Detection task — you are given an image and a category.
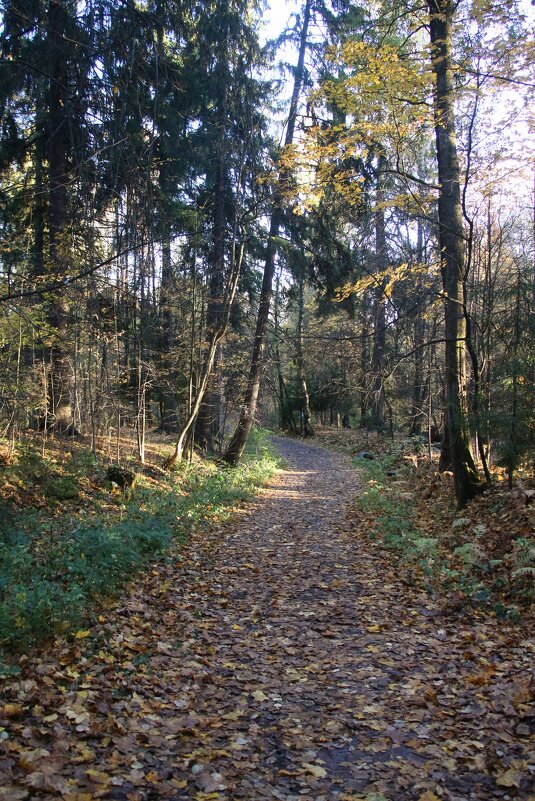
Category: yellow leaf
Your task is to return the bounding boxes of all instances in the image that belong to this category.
[85,769,110,786]
[303,762,327,778]
[418,792,442,801]
[252,690,268,702]
[74,630,91,639]
[496,769,523,788]
[64,794,94,801]
[0,703,23,718]
[366,624,381,633]
[224,708,245,721]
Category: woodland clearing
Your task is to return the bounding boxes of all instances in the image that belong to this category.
[0,435,533,801]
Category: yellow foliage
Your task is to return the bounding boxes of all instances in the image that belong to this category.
[299,35,434,212]
[334,261,435,303]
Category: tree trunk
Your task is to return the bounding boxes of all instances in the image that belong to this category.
[159,231,179,431]
[273,274,296,432]
[196,0,230,453]
[409,223,426,437]
[164,243,243,467]
[428,0,482,507]
[296,276,314,437]
[223,0,312,465]
[47,0,73,432]
[370,170,387,429]
[359,297,368,427]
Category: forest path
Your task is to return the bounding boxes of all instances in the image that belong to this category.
[2,437,533,801]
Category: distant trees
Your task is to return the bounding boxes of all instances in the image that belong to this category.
[282,0,533,505]
[0,0,270,458]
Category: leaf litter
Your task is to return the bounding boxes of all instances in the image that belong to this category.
[0,436,533,800]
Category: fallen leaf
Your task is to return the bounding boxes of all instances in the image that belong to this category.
[195,770,225,793]
[0,788,29,800]
[170,779,188,789]
[496,769,523,788]
[64,794,94,801]
[85,769,111,786]
[303,762,327,778]
[0,703,24,718]
[25,770,69,794]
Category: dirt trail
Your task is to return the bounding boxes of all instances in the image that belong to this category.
[1,437,533,801]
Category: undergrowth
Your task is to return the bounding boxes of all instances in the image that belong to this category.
[355,453,441,586]
[0,428,280,662]
[353,443,534,615]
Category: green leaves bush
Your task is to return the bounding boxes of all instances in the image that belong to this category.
[0,428,280,659]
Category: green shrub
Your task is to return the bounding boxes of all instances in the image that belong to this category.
[0,428,280,660]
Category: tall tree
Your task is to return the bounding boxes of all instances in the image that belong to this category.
[428,0,482,507]
[370,154,387,429]
[223,0,313,464]
[46,0,75,431]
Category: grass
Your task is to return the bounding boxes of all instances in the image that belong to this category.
[0,427,281,662]
[354,451,441,585]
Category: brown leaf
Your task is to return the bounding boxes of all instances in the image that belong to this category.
[194,770,225,793]
[0,703,24,718]
[24,769,69,794]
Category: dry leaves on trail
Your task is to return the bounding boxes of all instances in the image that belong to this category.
[1,437,534,801]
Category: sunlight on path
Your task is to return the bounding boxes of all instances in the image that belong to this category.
[1,436,533,801]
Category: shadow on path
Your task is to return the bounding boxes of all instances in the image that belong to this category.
[1,436,533,800]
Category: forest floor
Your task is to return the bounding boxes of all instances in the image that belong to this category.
[1,435,534,801]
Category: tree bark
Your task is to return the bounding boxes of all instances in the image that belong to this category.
[409,223,426,437]
[197,2,229,451]
[296,276,314,437]
[359,297,368,427]
[47,0,74,433]
[164,242,243,467]
[370,161,387,429]
[158,232,180,431]
[428,0,482,507]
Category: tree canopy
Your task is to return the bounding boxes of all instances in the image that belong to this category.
[0,0,533,505]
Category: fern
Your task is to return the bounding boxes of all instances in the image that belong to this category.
[512,565,535,579]
[453,542,485,569]
[511,538,535,584]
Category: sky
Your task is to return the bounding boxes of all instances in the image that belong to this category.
[261,0,300,43]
